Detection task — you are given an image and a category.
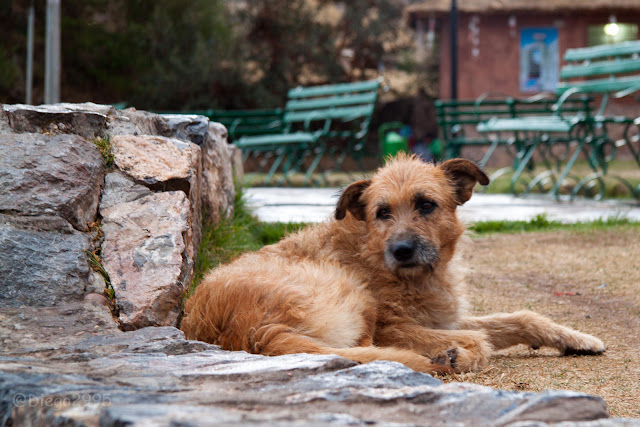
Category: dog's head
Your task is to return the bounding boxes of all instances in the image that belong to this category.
[335,155,489,278]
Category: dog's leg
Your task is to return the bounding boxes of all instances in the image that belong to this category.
[457,311,606,355]
[374,324,493,372]
[328,346,453,374]
[254,324,452,374]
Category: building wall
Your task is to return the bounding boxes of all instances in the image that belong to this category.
[438,11,640,101]
[435,11,640,166]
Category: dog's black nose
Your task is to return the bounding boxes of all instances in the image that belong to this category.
[390,240,415,262]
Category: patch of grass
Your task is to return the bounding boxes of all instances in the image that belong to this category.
[188,190,306,298]
[92,135,114,168]
[85,249,114,300]
[470,213,640,235]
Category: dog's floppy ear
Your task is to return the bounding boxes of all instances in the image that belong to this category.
[335,179,371,221]
[441,159,490,205]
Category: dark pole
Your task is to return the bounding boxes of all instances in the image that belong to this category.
[450,0,458,100]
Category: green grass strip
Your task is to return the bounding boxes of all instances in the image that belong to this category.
[91,135,114,168]
[470,213,640,235]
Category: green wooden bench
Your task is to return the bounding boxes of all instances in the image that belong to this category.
[205,109,286,177]
[208,109,284,142]
[234,78,382,185]
[436,95,593,168]
[477,40,640,199]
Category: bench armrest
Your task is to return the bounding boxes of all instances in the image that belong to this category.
[521,92,555,103]
[228,118,242,137]
[552,87,583,118]
[473,92,511,116]
[614,84,640,99]
[303,110,332,135]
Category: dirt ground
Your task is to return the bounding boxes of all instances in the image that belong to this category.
[446,228,640,418]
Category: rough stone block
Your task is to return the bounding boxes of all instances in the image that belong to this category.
[160,113,209,146]
[110,134,202,260]
[203,121,236,224]
[0,327,615,426]
[0,103,181,141]
[0,214,91,308]
[0,303,119,354]
[228,143,244,189]
[1,103,112,138]
[99,171,152,216]
[101,192,192,329]
[106,107,167,137]
[160,114,236,224]
[0,108,10,135]
[0,133,104,231]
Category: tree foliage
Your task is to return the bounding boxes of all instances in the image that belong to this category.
[0,0,416,109]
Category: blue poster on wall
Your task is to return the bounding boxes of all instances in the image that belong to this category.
[520,28,559,92]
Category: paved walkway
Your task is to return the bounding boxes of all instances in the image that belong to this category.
[245,187,640,223]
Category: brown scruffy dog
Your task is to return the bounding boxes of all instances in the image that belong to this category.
[181,155,605,374]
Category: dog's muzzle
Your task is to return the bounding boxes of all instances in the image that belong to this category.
[384,236,439,272]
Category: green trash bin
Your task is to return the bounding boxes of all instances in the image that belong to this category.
[378,122,409,163]
[429,138,443,162]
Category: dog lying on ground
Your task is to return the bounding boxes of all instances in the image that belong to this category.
[181,155,605,373]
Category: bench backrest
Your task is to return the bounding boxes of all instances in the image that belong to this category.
[208,109,284,141]
[283,79,382,135]
[435,96,592,142]
[557,40,640,98]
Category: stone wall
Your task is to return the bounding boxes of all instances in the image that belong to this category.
[0,327,615,426]
[0,103,241,340]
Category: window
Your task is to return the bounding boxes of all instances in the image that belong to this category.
[588,23,638,46]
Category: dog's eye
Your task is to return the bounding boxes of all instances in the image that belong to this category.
[376,206,392,220]
[417,200,437,215]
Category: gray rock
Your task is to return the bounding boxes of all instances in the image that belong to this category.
[106,107,167,137]
[1,103,112,138]
[159,114,237,224]
[0,215,91,308]
[0,327,615,426]
[0,103,175,141]
[203,121,236,224]
[99,171,152,216]
[0,108,10,135]
[0,133,104,231]
[0,303,118,354]
[86,271,107,295]
[101,192,192,329]
[228,143,245,189]
[160,113,210,147]
[509,421,640,427]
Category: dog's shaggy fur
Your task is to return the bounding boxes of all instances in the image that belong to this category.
[181,156,605,373]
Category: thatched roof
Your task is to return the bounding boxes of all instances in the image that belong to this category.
[406,0,640,19]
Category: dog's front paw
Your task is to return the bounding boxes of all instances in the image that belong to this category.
[430,333,492,373]
[450,345,491,373]
[562,332,606,356]
[431,348,458,369]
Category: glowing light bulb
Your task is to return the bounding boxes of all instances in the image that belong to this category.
[604,23,620,36]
